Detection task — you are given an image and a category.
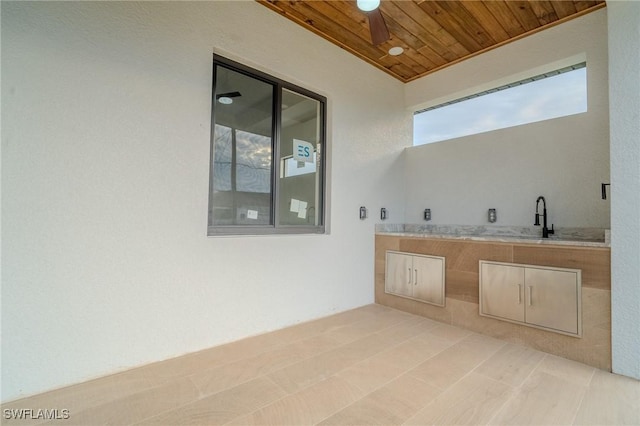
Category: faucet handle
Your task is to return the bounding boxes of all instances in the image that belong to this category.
[549,224,555,235]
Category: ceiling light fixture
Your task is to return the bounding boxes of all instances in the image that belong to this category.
[218,96,233,105]
[388,46,404,56]
[357,0,380,12]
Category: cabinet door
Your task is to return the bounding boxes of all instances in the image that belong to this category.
[413,255,445,306]
[525,268,579,335]
[385,252,412,297]
[480,263,525,322]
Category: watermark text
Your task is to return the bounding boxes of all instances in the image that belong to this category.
[3,408,70,420]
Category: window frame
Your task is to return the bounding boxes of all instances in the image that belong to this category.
[208,54,327,236]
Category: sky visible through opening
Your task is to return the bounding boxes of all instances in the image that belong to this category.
[413,67,587,146]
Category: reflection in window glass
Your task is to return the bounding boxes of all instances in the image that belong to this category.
[210,65,273,226]
[213,124,232,191]
[235,130,271,193]
[278,89,322,227]
[414,64,587,146]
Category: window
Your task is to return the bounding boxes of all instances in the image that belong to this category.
[208,55,326,235]
[413,62,587,146]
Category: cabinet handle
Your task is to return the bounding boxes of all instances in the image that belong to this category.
[528,286,533,306]
[408,268,412,285]
[415,269,418,286]
[517,284,522,304]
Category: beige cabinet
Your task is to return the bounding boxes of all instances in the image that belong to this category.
[480,261,582,337]
[480,262,525,323]
[385,251,445,307]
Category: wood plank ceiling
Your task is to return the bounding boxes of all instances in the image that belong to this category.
[257,0,606,83]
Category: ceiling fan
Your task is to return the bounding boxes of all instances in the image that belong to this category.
[216,91,241,104]
[357,0,390,46]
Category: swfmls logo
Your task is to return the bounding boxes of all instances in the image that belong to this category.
[293,139,314,163]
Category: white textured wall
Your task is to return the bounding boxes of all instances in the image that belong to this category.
[403,10,610,228]
[1,2,409,401]
[608,0,640,380]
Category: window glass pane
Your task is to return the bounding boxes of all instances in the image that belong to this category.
[414,65,587,145]
[210,65,273,226]
[235,130,271,193]
[278,89,323,226]
[212,124,232,191]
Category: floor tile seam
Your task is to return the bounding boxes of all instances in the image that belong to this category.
[163,308,392,377]
[478,351,544,426]
[218,376,293,425]
[135,374,291,426]
[326,324,436,381]
[261,319,423,388]
[422,325,475,343]
[475,344,547,389]
[368,323,443,359]
[221,374,361,426]
[366,315,424,336]
[403,342,467,387]
[162,317,392,421]
[311,390,383,426]
[332,351,439,405]
[527,351,599,390]
[460,339,510,381]
[340,331,464,395]
[517,351,566,391]
[184,328,369,393]
[308,379,407,426]
[259,337,382,387]
[290,314,419,358]
[1,365,174,411]
[401,368,503,426]
[569,387,590,426]
[419,331,507,368]
[129,401,181,426]
[184,354,306,409]
[136,339,296,388]
[583,364,598,388]
[408,338,509,393]
[85,375,204,426]
[185,361,300,403]
[309,395,370,426]
[187,340,336,394]
[56,373,202,424]
[324,356,454,424]
[420,369,518,426]
[256,328,424,405]
[270,309,388,347]
[304,317,416,355]
[487,352,590,426]
[484,382,520,426]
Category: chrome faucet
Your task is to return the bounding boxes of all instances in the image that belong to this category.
[534,196,554,238]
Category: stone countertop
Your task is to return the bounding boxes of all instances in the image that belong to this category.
[376,225,610,248]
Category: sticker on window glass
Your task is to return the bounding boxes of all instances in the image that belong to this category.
[293,139,314,163]
[290,199,300,213]
[247,209,258,220]
[297,201,308,219]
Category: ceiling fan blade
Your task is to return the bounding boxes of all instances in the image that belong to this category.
[216,91,242,99]
[368,9,389,46]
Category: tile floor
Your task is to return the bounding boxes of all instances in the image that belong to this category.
[2,304,639,425]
